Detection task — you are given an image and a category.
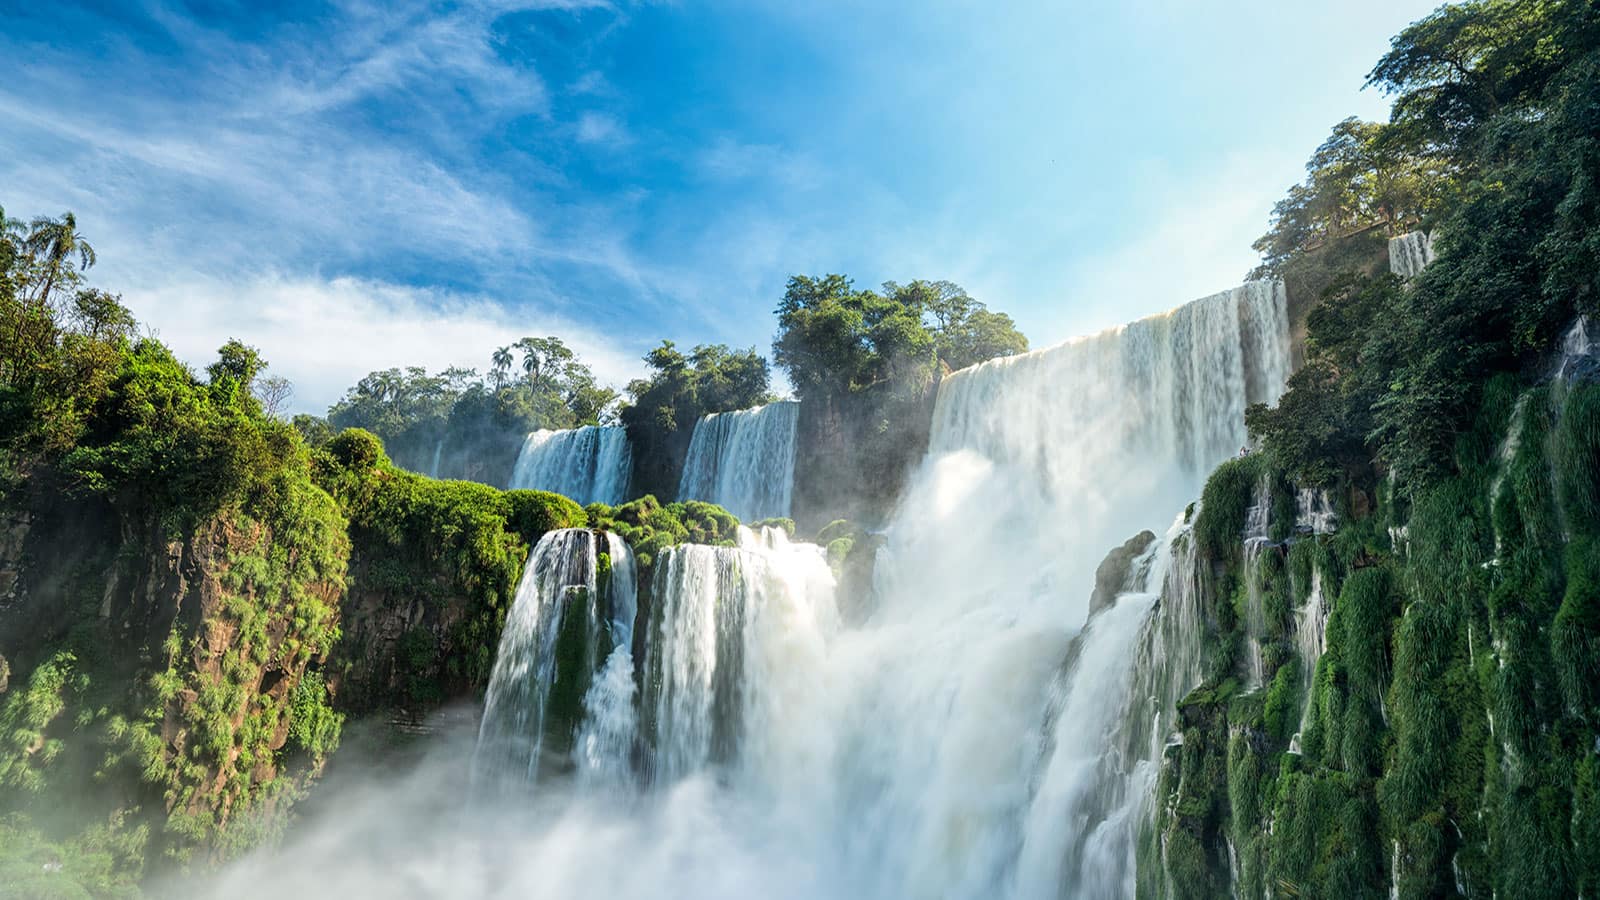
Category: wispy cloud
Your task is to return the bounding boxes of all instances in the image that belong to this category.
[575,111,630,146]
[0,0,661,410]
[134,272,641,414]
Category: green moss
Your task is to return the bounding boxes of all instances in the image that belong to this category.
[1194,455,1264,561]
[1553,382,1600,538]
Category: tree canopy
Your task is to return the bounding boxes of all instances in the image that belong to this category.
[1249,0,1600,486]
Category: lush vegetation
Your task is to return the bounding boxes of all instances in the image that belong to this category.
[773,275,1027,525]
[617,342,774,499]
[0,205,358,885]
[1247,0,1600,488]
[306,335,619,486]
[0,207,596,887]
[1145,3,1600,897]
[313,428,586,712]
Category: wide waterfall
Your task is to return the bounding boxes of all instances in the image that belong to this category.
[474,528,636,785]
[450,279,1291,899]
[508,425,633,505]
[677,401,799,521]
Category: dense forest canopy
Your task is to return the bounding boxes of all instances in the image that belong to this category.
[1247,0,1600,486]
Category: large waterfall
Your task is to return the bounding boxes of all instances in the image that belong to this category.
[677,401,799,521]
[455,280,1290,898]
[508,425,633,505]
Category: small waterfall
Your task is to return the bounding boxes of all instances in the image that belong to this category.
[426,437,445,479]
[1239,472,1276,691]
[474,529,636,785]
[677,401,800,521]
[1288,565,1330,755]
[1295,487,1337,534]
[639,525,837,786]
[1388,230,1436,279]
[509,425,633,505]
[1014,511,1210,896]
[1557,314,1597,382]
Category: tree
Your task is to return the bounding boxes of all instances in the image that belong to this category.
[69,289,135,341]
[207,339,265,388]
[1251,118,1453,277]
[515,336,575,392]
[1368,0,1575,150]
[774,274,934,400]
[255,376,294,419]
[619,340,772,498]
[22,212,95,304]
[490,346,513,390]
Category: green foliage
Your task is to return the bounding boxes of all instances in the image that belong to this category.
[1193,455,1263,561]
[1249,0,1600,490]
[319,444,583,703]
[286,674,342,758]
[0,651,85,794]
[589,495,739,573]
[618,341,773,500]
[1251,118,1452,277]
[0,813,145,899]
[327,333,618,481]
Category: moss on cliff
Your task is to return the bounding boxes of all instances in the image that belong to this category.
[1147,378,1600,899]
[314,429,586,714]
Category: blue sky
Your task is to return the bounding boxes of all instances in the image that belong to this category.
[1,0,1442,412]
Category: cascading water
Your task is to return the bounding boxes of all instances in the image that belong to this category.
[474,528,636,786]
[1557,314,1596,382]
[1241,474,1275,690]
[454,278,1291,899]
[427,437,445,479]
[638,525,838,787]
[1389,230,1436,279]
[1295,487,1337,534]
[676,401,799,521]
[508,425,633,505]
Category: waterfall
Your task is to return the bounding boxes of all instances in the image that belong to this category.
[426,437,445,479]
[677,401,799,521]
[1295,487,1337,534]
[509,425,633,505]
[928,280,1290,605]
[1388,230,1435,279]
[1557,314,1596,382]
[1241,474,1274,690]
[639,525,838,787]
[1013,511,1209,896]
[474,529,636,786]
[807,280,1288,897]
[450,277,1291,900]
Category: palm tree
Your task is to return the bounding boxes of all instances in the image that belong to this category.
[491,346,513,391]
[24,212,95,304]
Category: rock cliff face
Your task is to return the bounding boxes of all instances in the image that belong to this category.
[0,480,348,865]
[1132,369,1600,899]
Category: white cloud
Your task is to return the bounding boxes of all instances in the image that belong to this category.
[697,137,822,190]
[124,273,644,415]
[575,111,630,146]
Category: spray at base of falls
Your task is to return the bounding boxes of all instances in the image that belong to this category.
[509,425,633,505]
[677,401,800,522]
